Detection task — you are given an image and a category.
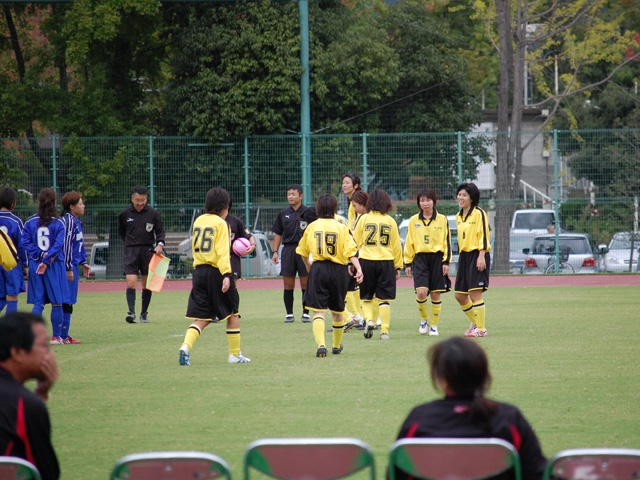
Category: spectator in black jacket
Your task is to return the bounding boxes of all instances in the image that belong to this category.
[0,312,59,480]
[393,336,546,480]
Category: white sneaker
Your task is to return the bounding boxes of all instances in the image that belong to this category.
[363,320,375,339]
[380,333,389,340]
[179,346,191,366]
[229,352,251,363]
[465,323,477,335]
[419,320,429,335]
[429,326,439,336]
[352,313,364,323]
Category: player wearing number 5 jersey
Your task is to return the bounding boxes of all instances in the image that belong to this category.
[296,194,363,358]
[403,188,451,337]
[22,188,70,345]
[352,189,403,340]
[178,187,251,366]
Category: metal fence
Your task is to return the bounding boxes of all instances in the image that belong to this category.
[3,129,639,276]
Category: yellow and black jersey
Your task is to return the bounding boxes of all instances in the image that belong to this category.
[456,206,491,253]
[347,202,361,232]
[403,211,452,265]
[191,213,232,274]
[353,211,403,269]
[296,218,358,265]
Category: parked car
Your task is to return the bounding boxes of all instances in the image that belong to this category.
[600,232,640,273]
[511,209,557,234]
[509,233,536,274]
[178,230,276,277]
[88,241,108,279]
[522,233,608,274]
[399,215,458,275]
[88,241,188,280]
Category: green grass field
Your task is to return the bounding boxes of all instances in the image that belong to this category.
[39,284,639,479]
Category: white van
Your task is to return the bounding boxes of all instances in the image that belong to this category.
[511,209,557,234]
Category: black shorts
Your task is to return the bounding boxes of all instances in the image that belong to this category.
[230,253,242,280]
[303,261,350,313]
[186,265,239,321]
[412,253,451,293]
[359,259,397,301]
[455,250,490,294]
[279,245,308,277]
[123,245,154,276]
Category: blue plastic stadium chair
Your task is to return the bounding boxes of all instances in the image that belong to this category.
[388,437,521,480]
[110,451,231,480]
[244,437,375,480]
[543,448,640,480]
[0,456,42,480]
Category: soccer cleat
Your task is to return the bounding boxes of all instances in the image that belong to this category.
[429,326,439,336]
[125,312,136,324]
[351,313,364,323]
[419,320,429,335]
[380,333,390,340]
[139,313,149,323]
[50,336,63,345]
[284,314,295,323]
[343,320,356,332]
[355,319,365,330]
[363,320,375,339]
[316,346,327,357]
[179,348,191,366]
[63,337,82,345]
[332,344,343,355]
[228,352,251,363]
[464,328,488,338]
[301,313,311,323]
[464,322,477,335]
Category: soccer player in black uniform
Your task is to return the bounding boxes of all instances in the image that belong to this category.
[393,337,546,480]
[0,312,60,480]
[296,194,363,357]
[117,186,165,324]
[271,184,311,323]
[454,183,491,337]
[226,198,256,282]
[178,187,250,365]
[403,188,452,336]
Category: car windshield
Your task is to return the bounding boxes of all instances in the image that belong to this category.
[610,233,640,249]
[510,236,535,253]
[513,212,555,230]
[532,237,590,255]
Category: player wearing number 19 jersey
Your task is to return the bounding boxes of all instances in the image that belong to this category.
[352,189,403,340]
[21,188,70,344]
[296,194,362,358]
[178,187,250,366]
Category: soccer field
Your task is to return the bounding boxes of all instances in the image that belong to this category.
[42,281,639,479]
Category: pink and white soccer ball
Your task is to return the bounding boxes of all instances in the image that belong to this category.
[232,237,252,257]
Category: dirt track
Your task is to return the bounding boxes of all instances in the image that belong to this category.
[79,274,640,294]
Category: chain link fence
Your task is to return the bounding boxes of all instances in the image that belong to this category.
[3,129,639,277]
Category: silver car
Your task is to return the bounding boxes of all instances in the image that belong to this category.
[601,232,640,273]
[523,233,607,274]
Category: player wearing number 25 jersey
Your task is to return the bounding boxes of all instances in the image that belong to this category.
[352,188,403,341]
[22,188,70,344]
[178,187,251,366]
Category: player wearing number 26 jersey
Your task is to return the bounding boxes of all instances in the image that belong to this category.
[178,187,251,366]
